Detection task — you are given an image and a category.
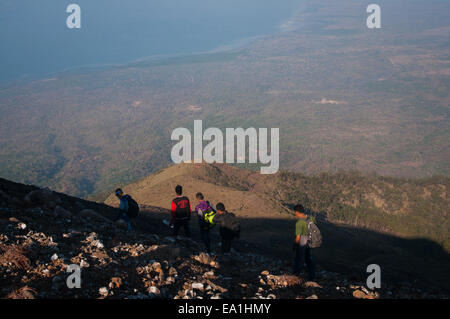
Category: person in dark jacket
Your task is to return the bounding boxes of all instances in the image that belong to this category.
[194,192,216,254]
[115,188,132,231]
[170,185,191,238]
[213,202,240,254]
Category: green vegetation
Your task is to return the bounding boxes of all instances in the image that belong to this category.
[187,162,449,253]
[276,171,450,252]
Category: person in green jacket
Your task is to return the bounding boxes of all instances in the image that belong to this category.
[292,204,316,281]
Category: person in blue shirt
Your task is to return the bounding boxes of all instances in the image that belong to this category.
[115,188,132,231]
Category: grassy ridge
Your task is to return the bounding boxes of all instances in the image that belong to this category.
[275,171,450,252]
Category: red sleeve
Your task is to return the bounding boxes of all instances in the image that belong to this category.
[171,201,177,222]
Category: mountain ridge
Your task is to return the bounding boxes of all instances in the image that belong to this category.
[101,163,450,292]
[104,163,449,249]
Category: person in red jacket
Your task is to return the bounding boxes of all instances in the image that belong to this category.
[170,185,191,238]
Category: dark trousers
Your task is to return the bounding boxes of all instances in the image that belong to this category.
[173,220,190,237]
[116,211,132,231]
[293,245,315,280]
[200,229,211,254]
[221,237,233,254]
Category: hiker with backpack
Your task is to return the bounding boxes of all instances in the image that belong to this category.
[194,192,217,255]
[292,204,320,281]
[115,188,139,231]
[170,185,191,238]
[213,203,240,254]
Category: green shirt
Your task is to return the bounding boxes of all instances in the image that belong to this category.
[295,216,316,236]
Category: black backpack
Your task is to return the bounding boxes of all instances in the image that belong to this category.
[124,195,139,218]
[226,212,240,238]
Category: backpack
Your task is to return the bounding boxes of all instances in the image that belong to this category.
[124,195,139,218]
[307,218,322,248]
[203,207,217,230]
[223,212,240,238]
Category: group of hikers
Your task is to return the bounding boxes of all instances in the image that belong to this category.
[114,185,320,281]
[168,185,241,254]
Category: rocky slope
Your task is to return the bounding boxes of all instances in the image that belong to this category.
[0,176,447,299]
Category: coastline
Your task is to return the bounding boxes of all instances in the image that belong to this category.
[0,2,305,89]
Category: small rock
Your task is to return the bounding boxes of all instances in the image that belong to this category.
[109,277,122,289]
[168,267,177,276]
[184,289,194,298]
[92,240,104,249]
[304,281,322,288]
[352,290,375,299]
[151,262,162,273]
[148,286,160,295]
[99,287,109,296]
[192,283,204,291]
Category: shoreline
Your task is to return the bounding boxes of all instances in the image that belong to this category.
[0,2,306,89]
